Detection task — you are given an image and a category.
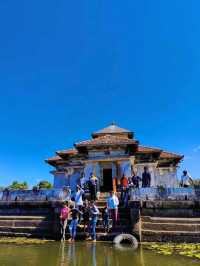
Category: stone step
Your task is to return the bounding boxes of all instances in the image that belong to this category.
[142,222,200,232]
[76,225,132,233]
[0,220,53,227]
[0,215,47,220]
[0,231,52,238]
[0,210,51,216]
[0,226,51,233]
[141,216,200,224]
[0,225,132,238]
[64,232,131,241]
[141,229,200,243]
[0,230,120,240]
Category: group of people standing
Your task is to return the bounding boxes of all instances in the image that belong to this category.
[59,168,193,242]
[59,168,152,242]
[59,187,119,242]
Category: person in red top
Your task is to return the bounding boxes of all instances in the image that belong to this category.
[60,202,69,241]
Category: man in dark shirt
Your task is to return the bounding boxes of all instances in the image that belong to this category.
[132,172,141,188]
[68,206,82,242]
[142,167,151,188]
[86,201,99,242]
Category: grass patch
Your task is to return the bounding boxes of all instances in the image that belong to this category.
[0,237,55,245]
[143,242,200,260]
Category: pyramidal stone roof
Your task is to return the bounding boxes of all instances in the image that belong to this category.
[92,123,133,138]
[75,135,137,147]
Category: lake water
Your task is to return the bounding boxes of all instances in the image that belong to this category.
[0,242,199,266]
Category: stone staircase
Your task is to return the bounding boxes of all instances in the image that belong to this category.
[141,216,200,243]
[0,215,54,237]
[66,195,133,241]
[0,197,133,240]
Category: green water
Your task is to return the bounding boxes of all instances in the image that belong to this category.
[0,242,198,266]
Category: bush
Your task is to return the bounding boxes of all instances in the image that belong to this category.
[192,179,200,188]
[37,181,52,189]
[8,181,28,190]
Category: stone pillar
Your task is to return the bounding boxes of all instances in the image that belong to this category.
[95,162,101,191]
[130,156,135,175]
[112,162,117,179]
[83,163,93,180]
[53,171,68,188]
[95,162,101,178]
[119,160,132,178]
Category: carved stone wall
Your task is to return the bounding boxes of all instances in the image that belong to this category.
[53,172,68,188]
[155,167,178,187]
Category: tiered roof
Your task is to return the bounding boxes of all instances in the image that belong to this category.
[75,135,137,147]
[56,149,78,156]
[92,123,133,138]
[45,123,184,167]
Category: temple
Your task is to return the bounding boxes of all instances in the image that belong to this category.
[45,123,184,191]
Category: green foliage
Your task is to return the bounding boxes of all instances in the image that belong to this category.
[145,243,200,260]
[9,181,28,190]
[192,178,200,188]
[37,180,52,189]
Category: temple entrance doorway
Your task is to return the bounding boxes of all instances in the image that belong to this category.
[101,168,113,192]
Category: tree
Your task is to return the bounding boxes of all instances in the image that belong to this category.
[9,181,28,190]
[193,179,200,188]
[37,180,52,189]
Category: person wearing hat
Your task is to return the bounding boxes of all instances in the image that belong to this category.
[89,173,98,201]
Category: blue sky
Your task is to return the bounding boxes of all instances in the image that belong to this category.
[0,0,199,187]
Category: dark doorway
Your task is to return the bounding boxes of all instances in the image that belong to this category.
[101,169,113,192]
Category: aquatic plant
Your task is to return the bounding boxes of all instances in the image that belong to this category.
[143,242,200,260]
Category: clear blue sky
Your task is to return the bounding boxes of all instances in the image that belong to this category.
[0,0,199,187]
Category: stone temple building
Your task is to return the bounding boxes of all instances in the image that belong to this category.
[45,123,184,191]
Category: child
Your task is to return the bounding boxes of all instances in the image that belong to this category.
[60,202,69,241]
[102,205,109,233]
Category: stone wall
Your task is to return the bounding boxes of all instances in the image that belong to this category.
[0,201,60,238]
[130,187,199,201]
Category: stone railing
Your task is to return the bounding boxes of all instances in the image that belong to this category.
[130,187,200,200]
[0,189,67,201]
[0,187,200,202]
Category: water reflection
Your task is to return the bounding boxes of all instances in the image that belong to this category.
[56,242,139,266]
[0,242,199,266]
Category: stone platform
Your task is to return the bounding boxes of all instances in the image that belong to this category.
[0,199,200,243]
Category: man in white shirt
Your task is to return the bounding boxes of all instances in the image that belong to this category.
[180,170,193,187]
[107,191,119,228]
[75,185,84,207]
[74,185,84,224]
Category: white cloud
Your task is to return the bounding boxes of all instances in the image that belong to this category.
[193,145,200,153]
